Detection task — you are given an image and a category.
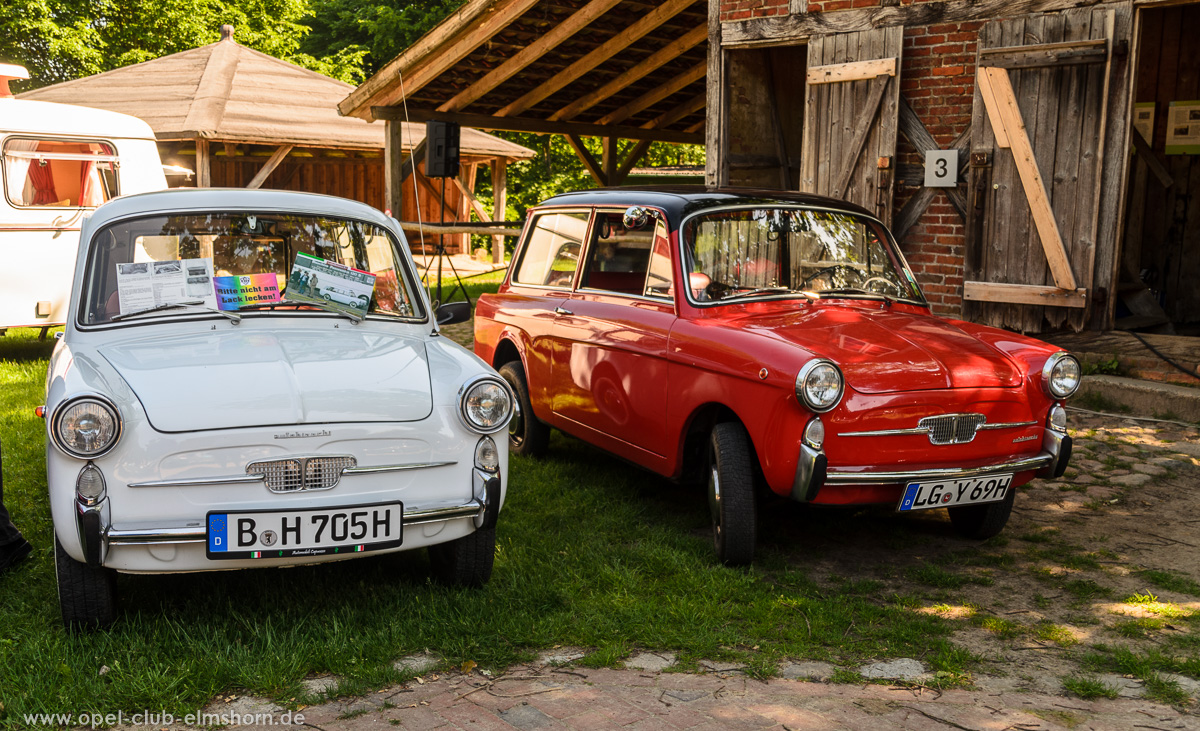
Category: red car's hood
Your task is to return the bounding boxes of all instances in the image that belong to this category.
[743,304,1024,393]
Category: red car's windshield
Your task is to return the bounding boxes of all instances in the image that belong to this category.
[681,207,925,305]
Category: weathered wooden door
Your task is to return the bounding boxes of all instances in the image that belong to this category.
[964,7,1131,332]
[799,27,903,223]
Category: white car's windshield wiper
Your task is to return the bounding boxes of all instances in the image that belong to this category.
[239,299,363,324]
[111,300,242,323]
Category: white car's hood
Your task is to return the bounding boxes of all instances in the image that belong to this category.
[99,328,433,432]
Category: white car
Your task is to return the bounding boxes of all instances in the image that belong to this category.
[41,189,511,629]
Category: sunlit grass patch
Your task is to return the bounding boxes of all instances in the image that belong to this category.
[1139,571,1200,598]
[1033,622,1079,646]
[1062,674,1120,699]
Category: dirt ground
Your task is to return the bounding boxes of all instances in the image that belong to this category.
[440,321,1200,707]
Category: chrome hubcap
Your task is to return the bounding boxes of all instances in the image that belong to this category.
[508,398,524,445]
[708,464,722,539]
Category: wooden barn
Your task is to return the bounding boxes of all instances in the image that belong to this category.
[19,26,536,255]
[344,0,1200,335]
[711,0,1200,335]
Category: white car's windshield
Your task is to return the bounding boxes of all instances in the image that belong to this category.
[682,208,925,305]
[79,212,425,325]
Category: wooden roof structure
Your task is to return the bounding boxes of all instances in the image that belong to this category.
[18,30,537,161]
[338,0,708,186]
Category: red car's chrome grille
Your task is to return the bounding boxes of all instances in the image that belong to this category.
[247,456,357,493]
[918,413,987,445]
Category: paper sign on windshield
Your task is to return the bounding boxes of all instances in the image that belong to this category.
[116,258,216,314]
[214,273,282,310]
[286,252,376,318]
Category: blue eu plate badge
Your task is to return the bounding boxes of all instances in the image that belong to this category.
[208,514,228,553]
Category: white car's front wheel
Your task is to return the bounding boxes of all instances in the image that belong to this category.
[54,536,118,630]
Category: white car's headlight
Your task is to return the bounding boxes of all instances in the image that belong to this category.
[1042,352,1081,399]
[459,377,513,434]
[52,395,122,458]
[795,359,844,413]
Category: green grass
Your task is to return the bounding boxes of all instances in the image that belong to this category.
[0,326,977,722]
[1139,571,1200,598]
[1062,674,1120,699]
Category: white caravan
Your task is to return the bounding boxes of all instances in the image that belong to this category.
[1,64,167,333]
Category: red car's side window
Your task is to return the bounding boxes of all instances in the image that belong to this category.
[512,211,589,288]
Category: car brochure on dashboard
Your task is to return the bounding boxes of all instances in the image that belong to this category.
[115,258,217,314]
[285,252,376,318]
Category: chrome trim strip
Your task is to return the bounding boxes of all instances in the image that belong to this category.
[104,498,484,546]
[839,420,1038,438]
[128,475,265,488]
[825,452,1053,485]
[976,420,1039,431]
[128,461,458,487]
[344,461,457,475]
[107,526,206,545]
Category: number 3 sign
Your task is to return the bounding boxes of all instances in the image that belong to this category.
[924,149,959,188]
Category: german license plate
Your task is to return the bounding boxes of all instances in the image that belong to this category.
[206,502,403,560]
[897,474,1013,512]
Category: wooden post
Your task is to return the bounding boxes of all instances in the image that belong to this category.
[705,0,728,188]
[384,120,404,216]
[602,137,618,186]
[491,157,508,265]
[246,145,293,189]
[195,138,210,188]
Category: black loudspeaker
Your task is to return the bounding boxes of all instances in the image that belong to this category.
[425,120,460,178]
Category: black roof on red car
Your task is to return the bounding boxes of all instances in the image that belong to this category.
[535,186,876,227]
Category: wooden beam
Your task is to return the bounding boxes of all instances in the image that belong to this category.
[832,74,890,198]
[340,0,534,119]
[975,66,1010,151]
[978,66,1077,291]
[497,0,696,118]
[962,281,1087,308]
[550,25,707,122]
[368,0,540,116]
[371,106,704,144]
[897,98,970,219]
[385,121,403,216]
[598,62,706,126]
[806,57,897,85]
[642,92,707,130]
[440,0,625,113]
[705,0,728,188]
[451,176,492,223]
[613,139,653,185]
[400,139,427,183]
[1131,126,1174,188]
[491,158,508,264]
[567,135,607,186]
[977,38,1107,69]
[398,221,523,236]
[195,138,210,188]
[246,145,293,189]
[721,0,1111,48]
[602,137,618,184]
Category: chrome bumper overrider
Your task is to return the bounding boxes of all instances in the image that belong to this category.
[791,427,1073,503]
[78,469,502,566]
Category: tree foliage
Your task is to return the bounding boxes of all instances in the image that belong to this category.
[2,0,366,91]
[301,0,464,75]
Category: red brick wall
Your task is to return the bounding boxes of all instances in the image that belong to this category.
[718,0,984,318]
[894,21,980,317]
[722,0,789,21]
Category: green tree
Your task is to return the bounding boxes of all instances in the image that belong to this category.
[301,0,464,75]
[2,0,367,90]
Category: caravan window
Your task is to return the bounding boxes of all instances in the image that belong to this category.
[2,137,119,208]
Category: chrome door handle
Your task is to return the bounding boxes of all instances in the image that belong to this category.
[554,306,573,315]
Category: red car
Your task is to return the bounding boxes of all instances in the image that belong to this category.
[474,188,1078,565]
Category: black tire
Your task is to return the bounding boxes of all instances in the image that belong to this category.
[322,294,332,301]
[707,422,757,566]
[498,361,550,457]
[54,536,118,630]
[428,526,495,587]
[948,486,1015,539]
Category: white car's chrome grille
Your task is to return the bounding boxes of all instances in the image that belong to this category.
[917,413,986,445]
[246,456,357,493]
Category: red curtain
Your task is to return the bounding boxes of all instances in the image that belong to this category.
[28,160,56,205]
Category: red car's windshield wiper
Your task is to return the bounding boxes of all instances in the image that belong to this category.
[720,287,816,302]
